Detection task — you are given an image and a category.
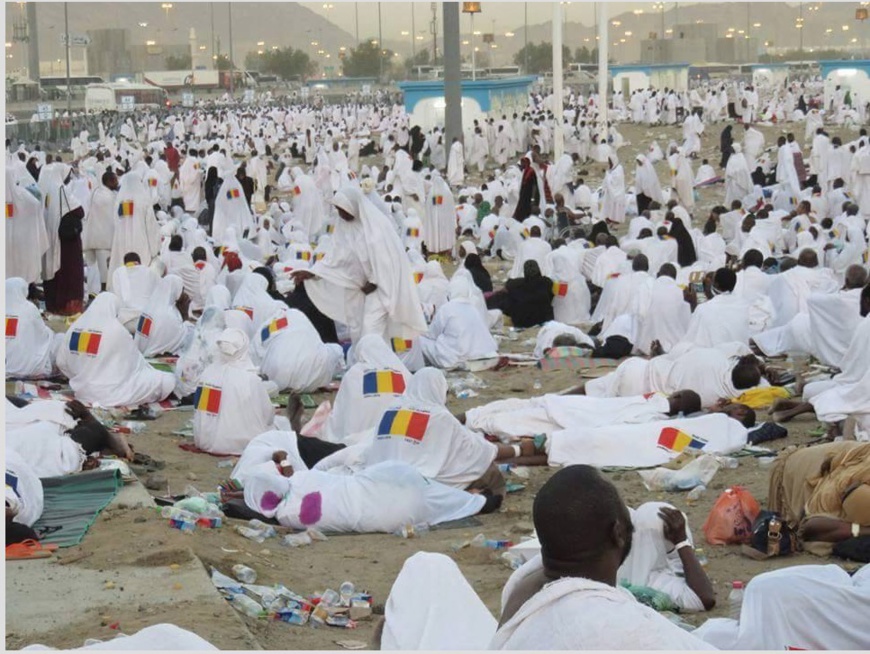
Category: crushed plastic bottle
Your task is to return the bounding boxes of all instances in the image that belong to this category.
[232,564,258,584]
[217,458,237,468]
[532,379,542,391]
[247,519,277,539]
[236,525,271,543]
[716,456,740,470]
[339,581,355,605]
[500,551,524,570]
[319,588,340,607]
[687,485,707,501]
[230,593,265,618]
[281,532,313,548]
[695,548,708,567]
[393,523,430,538]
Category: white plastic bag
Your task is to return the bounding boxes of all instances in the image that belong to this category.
[637,454,721,492]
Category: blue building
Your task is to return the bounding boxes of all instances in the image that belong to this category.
[396,76,537,131]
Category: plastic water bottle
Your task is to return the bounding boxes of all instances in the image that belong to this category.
[281,532,313,548]
[728,581,744,620]
[339,581,355,605]
[320,588,340,607]
[717,456,740,470]
[694,548,708,567]
[230,593,264,618]
[687,485,706,501]
[232,564,258,584]
[393,523,429,538]
[235,526,268,543]
[532,379,542,391]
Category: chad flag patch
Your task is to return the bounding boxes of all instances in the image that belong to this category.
[390,337,413,353]
[118,201,134,217]
[136,314,154,337]
[260,316,289,342]
[6,316,19,338]
[377,409,430,442]
[148,178,158,187]
[657,427,707,453]
[194,385,222,415]
[413,272,423,284]
[363,370,406,396]
[234,306,254,320]
[406,227,420,237]
[553,281,569,297]
[226,188,241,200]
[295,250,312,262]
[69,330,102,356]
[431,195,444,206]
[6,203,14,219]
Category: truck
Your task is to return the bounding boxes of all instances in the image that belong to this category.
[142,69,257,91]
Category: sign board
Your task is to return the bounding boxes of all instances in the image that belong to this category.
[36,103,53,120]
[243,89,255,103]
[61,33,92,46]
[120,95,135,110]
[361,84,372,95]
[300,86,310,99]
[182,92,195,108]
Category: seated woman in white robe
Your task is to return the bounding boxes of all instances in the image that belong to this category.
[230,271,285,342]
[320,334,412,445]
[402,209,424,252]
[253,306,344,393]
[110,253,161,334]
[133,274,193,357]
[174,306,226,399]
[633,264,692,355]
[419,276,498,370]
[193,328,275,455]
[55,293,176,408]
[243,460,485,535]
[416,261,450,318]
[548,246,591,325]
[5,278,63,380]
[694,564,870,651]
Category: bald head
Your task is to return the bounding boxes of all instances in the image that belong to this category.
[797,249,819,269]
[844,265,868,290]
[533,465,633,584]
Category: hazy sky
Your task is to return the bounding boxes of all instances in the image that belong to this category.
[298,1,803,42]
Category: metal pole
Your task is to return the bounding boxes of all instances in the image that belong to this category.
[552,1,564,159]
[523,2,529,73]
[27,2,40,86]
[228,3,234,96]
[798,2,803,54]
[412,3,416,62]
[597,1,608,143]
[443,2,463,147]
[378,2,384,81]
[210,3,216,67]
[432,2,438,65]
[64,2,71,114]
[471,13,476,81]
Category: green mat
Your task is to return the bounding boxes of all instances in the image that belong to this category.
[32,469,123,548]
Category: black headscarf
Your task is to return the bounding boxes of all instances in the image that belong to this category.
[464,253,493,293]
[669,217,697,267]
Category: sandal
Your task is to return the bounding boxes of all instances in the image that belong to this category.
[6,539,58,560]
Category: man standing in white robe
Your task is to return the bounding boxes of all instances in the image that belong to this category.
[446,138,465,188]
[601,154,626,224]
[423,173,457,255]
[82,170,119,295]
[107,171,161,285]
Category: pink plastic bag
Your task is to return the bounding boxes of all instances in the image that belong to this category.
[702,486,761,545]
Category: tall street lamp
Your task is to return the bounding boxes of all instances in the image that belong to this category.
[463,2,481,81]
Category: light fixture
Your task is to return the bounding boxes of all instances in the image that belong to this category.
[146,40,156,45]
[257,41,265,46]
[505,31,514,37]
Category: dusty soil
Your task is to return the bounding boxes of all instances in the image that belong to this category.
[7,117,865,650]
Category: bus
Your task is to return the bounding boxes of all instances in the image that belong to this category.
[485,65,521,78]
[84,83,170,113]
[40,75,105,91]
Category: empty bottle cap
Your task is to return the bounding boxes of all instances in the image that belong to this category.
[732,581,744,589]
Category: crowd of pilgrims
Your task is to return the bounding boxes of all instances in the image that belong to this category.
[5,74,870,650]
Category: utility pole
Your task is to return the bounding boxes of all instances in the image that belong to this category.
[798,1,804,54]
[411,3,416,62]
[355,3,360,47]
[597,1,608,143]
[210,3,216,67]
[524,2,529,73]
[552,1,564,158]
[378,2,384,81]
[228,3,234,97]
[64,2,71,114]
[443,2,463,147]
[26,3,40,85]
[431,2,438,65]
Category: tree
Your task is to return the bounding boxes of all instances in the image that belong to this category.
[513,41,571,75]
[215,55,232,71]
[342,39,394,79]
[165,53,192,70]
[246,46,315,80]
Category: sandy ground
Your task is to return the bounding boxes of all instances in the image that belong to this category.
[7,117,866,650]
